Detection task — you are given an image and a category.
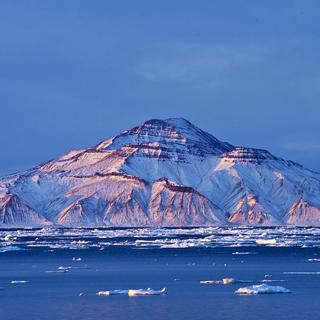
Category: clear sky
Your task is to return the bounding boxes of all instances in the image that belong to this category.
[0,0,319,175]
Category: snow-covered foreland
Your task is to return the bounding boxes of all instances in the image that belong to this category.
[1,117,320,228]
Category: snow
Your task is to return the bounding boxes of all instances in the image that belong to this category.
[1,117,320,227]
[235,284,291,295]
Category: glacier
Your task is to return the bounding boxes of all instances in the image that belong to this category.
[1,117,320,227]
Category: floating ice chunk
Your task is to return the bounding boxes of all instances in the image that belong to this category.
[200,280,222,284]
[128,288,166,296]
[97,290,129,296]
[232,252,257,255]
[46,267,70,273]
[283,271,320,275]
[11,280,28,284]
[255,239,277,245]
[222,278,235,284]
[0,246,24,253]
[58,266,72,271]
[262,279,285,283]
[97,291,110,297]
[200,278,253,285]
[308,258,320,262]
[235,284,291,295]
[79,292,84,297]
[73,257,82,262]
[4,234,17,241]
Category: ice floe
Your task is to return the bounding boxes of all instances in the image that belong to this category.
[0,245,25,253]
[261,279,285,283]
[232,251,257,255]
[73,257,82,262]
[58,266,72,271]
[97,290,129,296]
[200,278,253,285]
[235,284,291,295]
[10,280,28,284]
[128,288,166,296]
[283,271,320,275]
[46,266,71,273]
[97,288,166,297]
[255,239,277,245]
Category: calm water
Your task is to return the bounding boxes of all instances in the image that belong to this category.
[1,228,320,320]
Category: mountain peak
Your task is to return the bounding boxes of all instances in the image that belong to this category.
[97,117,233,157]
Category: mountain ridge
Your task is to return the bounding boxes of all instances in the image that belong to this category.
[1,117,320,227]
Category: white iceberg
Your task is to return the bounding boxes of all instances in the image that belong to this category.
[97,290,129,296]
[128,288,166,296]
[235,284,291,295]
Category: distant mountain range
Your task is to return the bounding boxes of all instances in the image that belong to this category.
[1,118,320,227]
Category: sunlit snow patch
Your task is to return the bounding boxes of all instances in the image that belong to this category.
[235,284,291,295]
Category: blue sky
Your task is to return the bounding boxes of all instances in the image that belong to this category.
[0,0,319,174]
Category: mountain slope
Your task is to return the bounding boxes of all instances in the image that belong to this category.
[1,117,320,227]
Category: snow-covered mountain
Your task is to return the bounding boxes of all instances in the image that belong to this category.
[1,118,320,227]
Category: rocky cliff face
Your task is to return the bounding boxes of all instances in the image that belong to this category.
[1,117,320,227]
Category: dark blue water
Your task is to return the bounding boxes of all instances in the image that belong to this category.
[1,246,320,320]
